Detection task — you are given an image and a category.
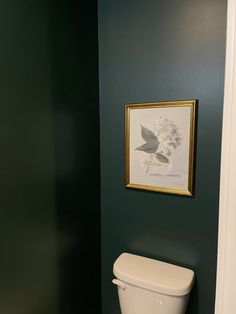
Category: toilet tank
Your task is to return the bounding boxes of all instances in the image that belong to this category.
[113,253,194,314]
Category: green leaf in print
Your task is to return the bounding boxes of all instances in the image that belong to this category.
[155,153,169,164]
[141,125,158,142]
[136,140,159,154]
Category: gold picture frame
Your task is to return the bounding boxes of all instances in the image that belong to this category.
[125,100,197,196]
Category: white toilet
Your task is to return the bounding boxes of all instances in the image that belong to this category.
[112,253,194,314]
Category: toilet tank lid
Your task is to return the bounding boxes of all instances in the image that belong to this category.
[113,253,194,296]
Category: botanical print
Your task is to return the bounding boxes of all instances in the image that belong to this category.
[126,101,196,195]
[135,117,182,176]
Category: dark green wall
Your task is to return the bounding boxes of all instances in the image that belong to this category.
[0,1,100,314]
[98,0,226,314]
[51,1,101,313]
[0,1,58,313]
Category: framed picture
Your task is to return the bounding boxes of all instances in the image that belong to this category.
[125,100,197,196]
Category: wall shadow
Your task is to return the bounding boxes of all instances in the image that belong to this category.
[51,1,101,313]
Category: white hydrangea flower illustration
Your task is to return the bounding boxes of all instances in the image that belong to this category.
[135,116,182,175]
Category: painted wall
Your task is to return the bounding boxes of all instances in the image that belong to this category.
[0,1,100,314]
[98,0,227,313]
[51,1,101,313]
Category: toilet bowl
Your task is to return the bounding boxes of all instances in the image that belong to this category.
[113,253,194,314]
